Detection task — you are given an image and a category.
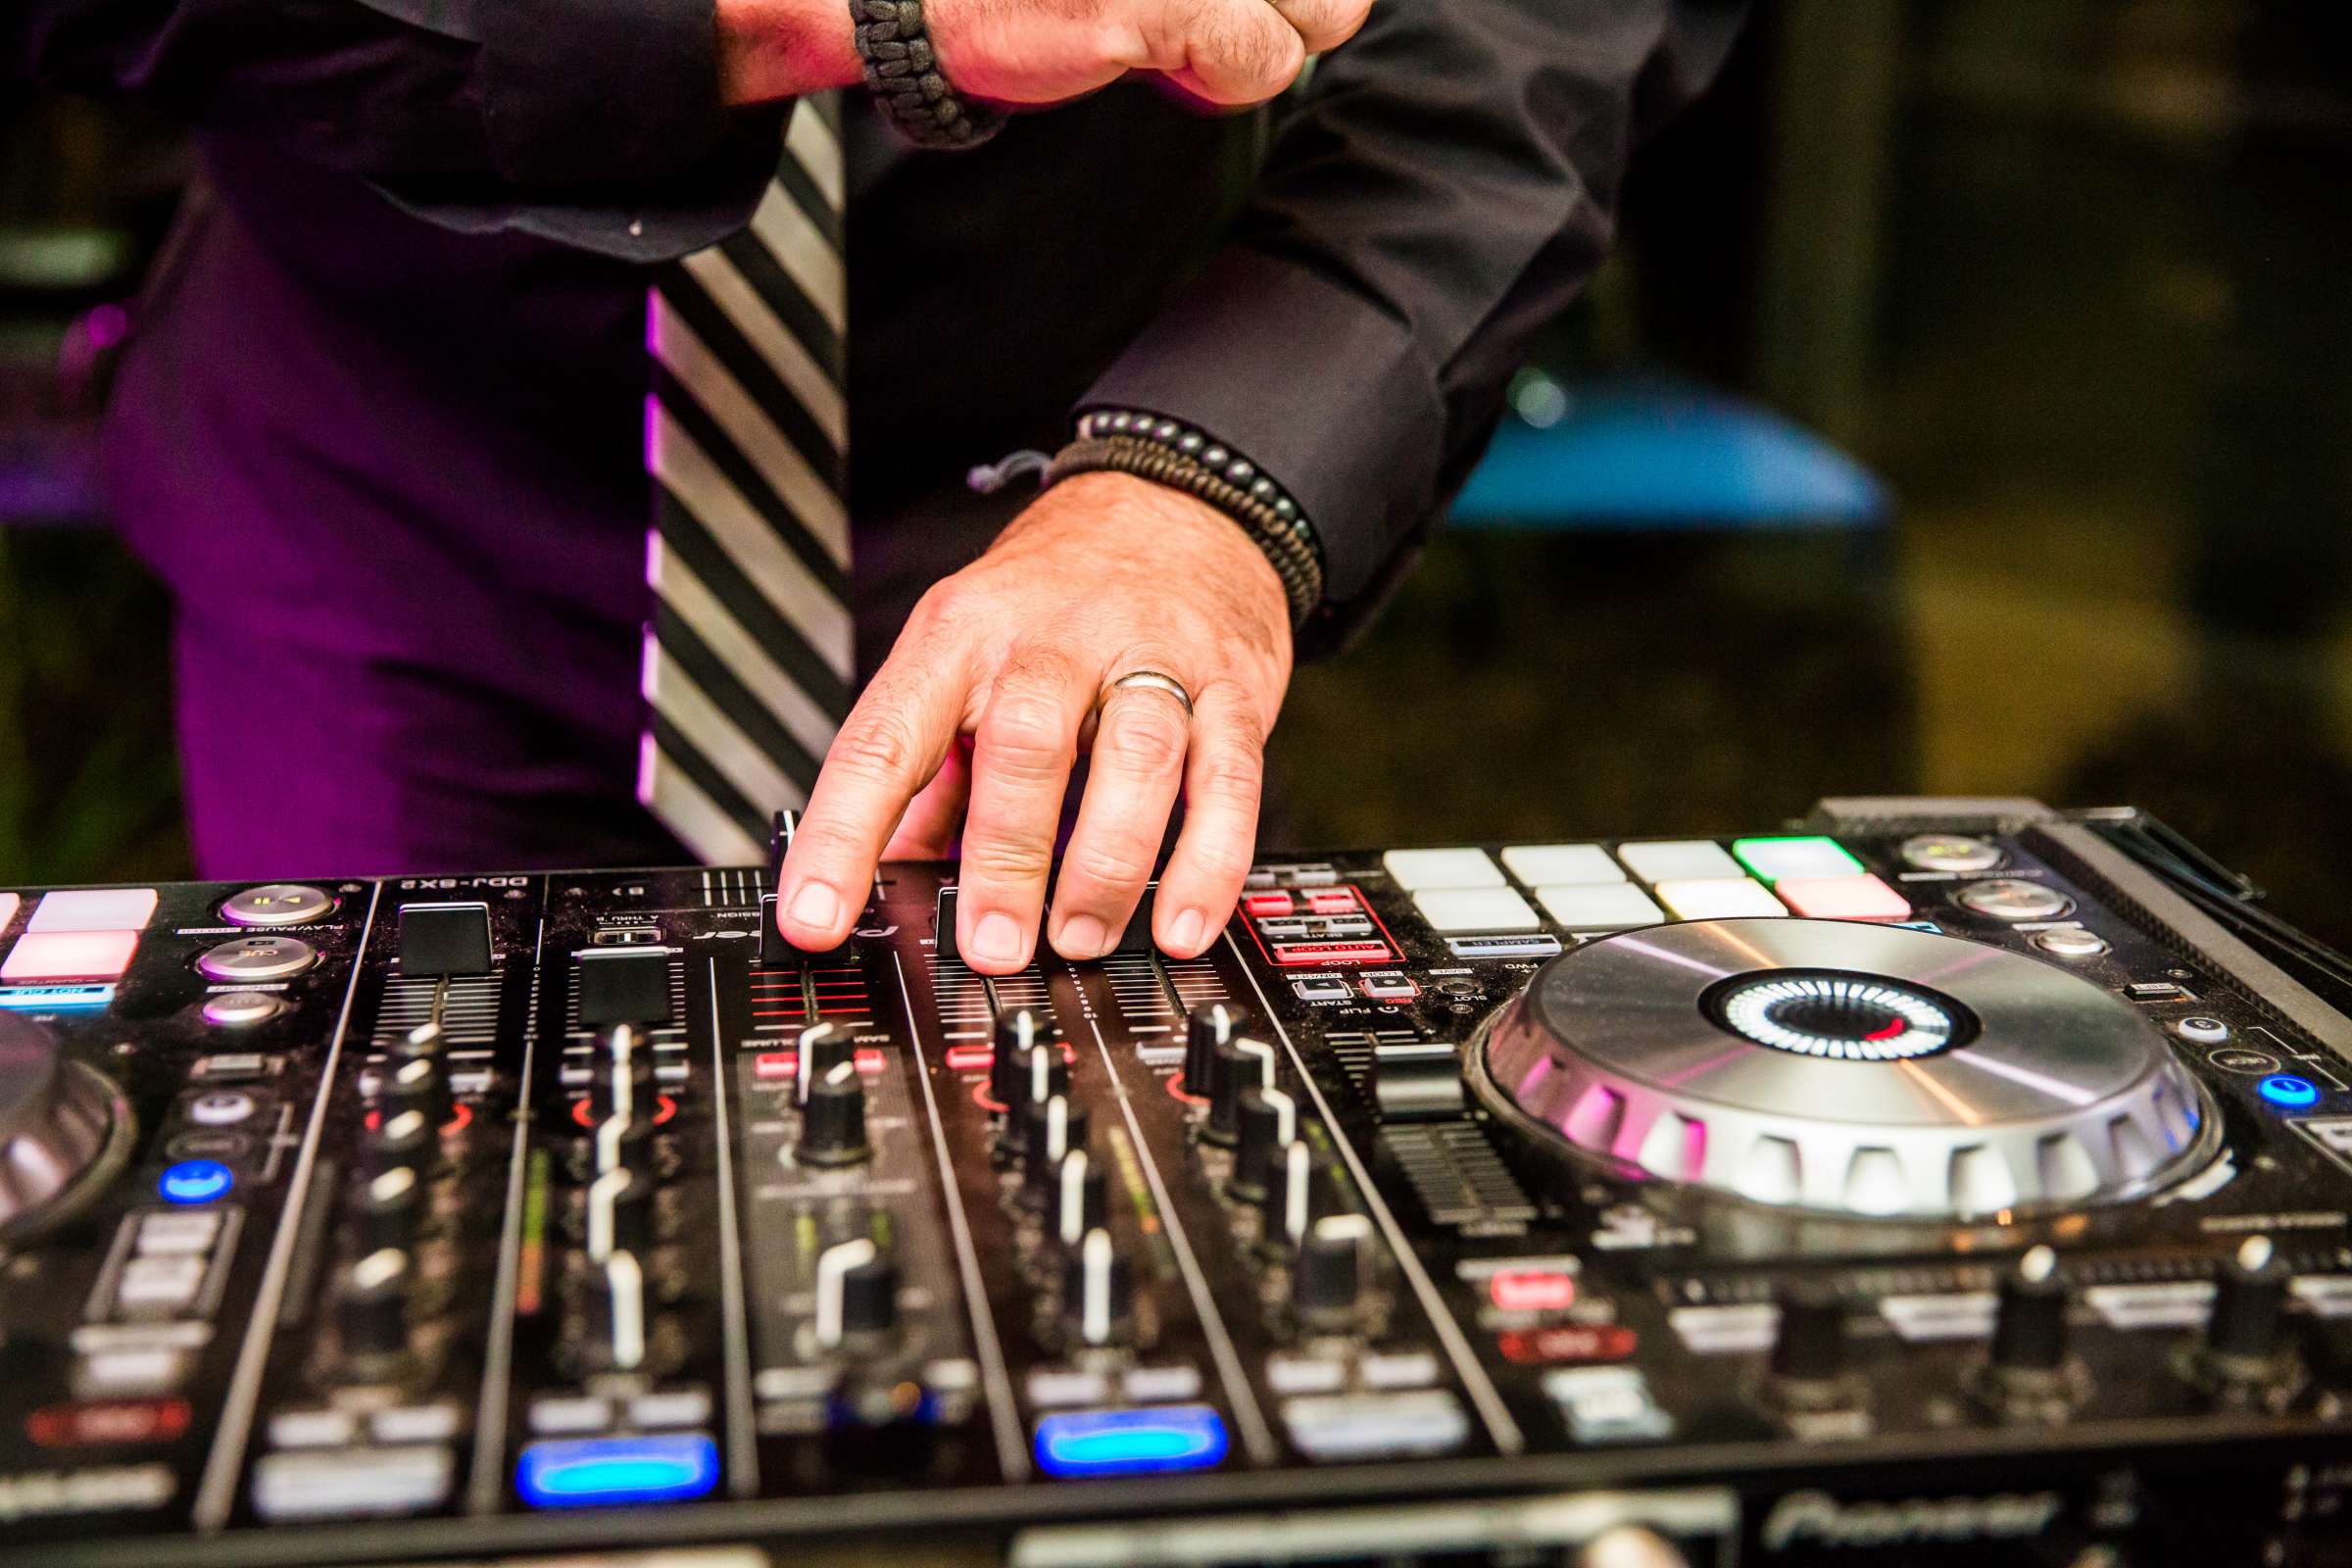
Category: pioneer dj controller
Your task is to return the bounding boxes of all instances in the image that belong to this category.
[5,798,2352,1566]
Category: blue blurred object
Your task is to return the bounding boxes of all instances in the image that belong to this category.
[1450,373,1886,530]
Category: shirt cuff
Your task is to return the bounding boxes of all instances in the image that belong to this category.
[1078,249,1446,617]
[476,0,732,185]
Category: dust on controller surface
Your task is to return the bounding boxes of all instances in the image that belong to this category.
[3,805,2352,1565]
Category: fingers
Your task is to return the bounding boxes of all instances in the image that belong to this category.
[1048,678,1192,959]
[1162,0,1307,106]
[776,639,972,950]
[1264,0,1367,55]
[956,647,1095,973]
[884,738,972,860]
[1152,683,1265,958]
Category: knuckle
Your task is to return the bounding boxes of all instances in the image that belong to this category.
[1181,835,1255,888]
[1104,703,1190,775]
[1064,837,1157,892]
[961,833,1054,884]
[1194,748,1264,810]
[827,712,924,787]
[979,700,1073,777]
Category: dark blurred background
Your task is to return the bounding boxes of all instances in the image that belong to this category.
[3,1,2348,946]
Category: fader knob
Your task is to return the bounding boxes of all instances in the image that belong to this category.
[1770,1279,1849,1385]
[1021,1096,1091,1185]
[1292,1214,1372,1329]
[1991,1246,2070,1374]
[380,1055,451,1131]
[991,1009,1050,1108]
[1054,1152,1111,1248]
[1182,1004,1240,1099]
[815,1238,900,1349]
[351,1164,426,1253]
[2207,1234,2291,1364]
[338,1248,413,1358]
[362,1106,437,1178]
[799,1061,871,1166]
[1229,1086,1297,1203]
[1062,1228,1133,1348]
[795,1022,854,1106]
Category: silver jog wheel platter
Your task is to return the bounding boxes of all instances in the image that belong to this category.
[0,1010,131,1242]
[1473,919,2218,1221]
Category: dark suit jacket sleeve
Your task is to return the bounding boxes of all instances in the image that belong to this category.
[6,0,773,259]
[1082,0,1748,651]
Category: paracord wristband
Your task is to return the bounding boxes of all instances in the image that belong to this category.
[849,0,1005,149]
[1050,411,1325,626]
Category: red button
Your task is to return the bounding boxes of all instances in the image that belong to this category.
[1,929,140,982]
[26,1398,190,1448]
[1272,941,1394,967]
[1304,889,1359,914]
[854,1049,886,1074]
[1489,1268,1578,1313]
[1775,874,1912,921]
[1495,1324,1635,1365]
[944,1046,993,1071]
[1244,892,1296,918]
[754,1053,797,1080]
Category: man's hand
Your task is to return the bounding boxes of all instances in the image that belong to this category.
[774,472,1294,973]
[717,0,1368,110]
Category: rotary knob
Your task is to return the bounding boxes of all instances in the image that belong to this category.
[1292,1214,1371,1330]
[1991,1246,2070,1374]
[361,1106,438,1179]
[584,1166,657,1260]
[380,1054,451,1131]
[795,1022,854,1106]
[1230,1086,1297,1203]
[1770,1279,1850,1386]
[350,1164,427,1253]
[2206,1234,2291,1367]
[1021,1095,1090,1187]
[1202,1037,1277,1148]
[1255,1139,1323,1251]
[1053,1151,1111,1248]
[1063,1229,1133,1348]
[338,1247,414,1358]
[588,1025,656,1126]
[0,1014,123,1242]
[814,1238,901,1349]
[1182,1004,1240,1099]
[991,1009,1052,1108]
[799,1061,871,1166]
[582,1250,651,1372]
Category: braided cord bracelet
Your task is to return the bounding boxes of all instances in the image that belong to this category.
[849,0,1005,149]
[1050,411,1325,626]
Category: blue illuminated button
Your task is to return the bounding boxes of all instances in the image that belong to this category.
[515,1434,719,1508]
[2259,1075,2320,1109]
[1034,1404,1227,1479]
[159,1159,234,1204]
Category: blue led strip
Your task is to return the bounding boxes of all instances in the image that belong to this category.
[515,1434,721,1508]
[1033,1405,1228,1479]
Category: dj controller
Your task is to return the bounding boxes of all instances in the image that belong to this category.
[4,797,2352,1566]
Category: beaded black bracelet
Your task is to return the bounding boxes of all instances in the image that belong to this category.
[849,0,1005,149]
[1055,411,1326,625]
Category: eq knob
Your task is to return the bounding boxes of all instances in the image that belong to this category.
[1255,1139,1322,1251]
[2206,1234,2291,1366]
[394,1019,445,1059]
[1292,1214,1372,1330]
[362,1106,437,1179]
[1063,1228,1133,1348]
[799,1061,871,1166]
[1182,1004,1240,1099]
[795,1022,854,1106]
[1202,1037,1277,1148]
[1990,1245,2070,1375]
[380,1054,452,1131]
[350,1164,427,1253]
[1021,1096,1091,1186]
[991,1009,1051,1108]
[1770,1279,1850,1386]
[1053,1151,1111,1248]
[338,1247,414,1358]
[814,1238,901,1350]
[588,1025,656,1126]
[1019,1041,1072,1110]
[584,1166,657,1261]
[1229,1086,1297,1203]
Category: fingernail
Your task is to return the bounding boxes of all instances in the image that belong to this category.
[1169,907,1207,953]
[1057,914,1106,958]
[971,911,1023,964]
[787,882,841,932]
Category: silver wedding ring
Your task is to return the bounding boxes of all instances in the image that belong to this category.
[1110,669,1195,714]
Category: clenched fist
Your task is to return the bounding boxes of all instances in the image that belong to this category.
[719,0,1368,111]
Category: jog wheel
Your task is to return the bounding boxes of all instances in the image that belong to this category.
[1473,919,2216,1221]
[0,1012,131,1243]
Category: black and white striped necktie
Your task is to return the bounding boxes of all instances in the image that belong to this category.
[639,95,851,865]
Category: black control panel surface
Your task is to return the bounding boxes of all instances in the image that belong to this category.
[3,802,2352,1567]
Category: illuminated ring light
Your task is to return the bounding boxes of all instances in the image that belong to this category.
[1705,970,1971,1062]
